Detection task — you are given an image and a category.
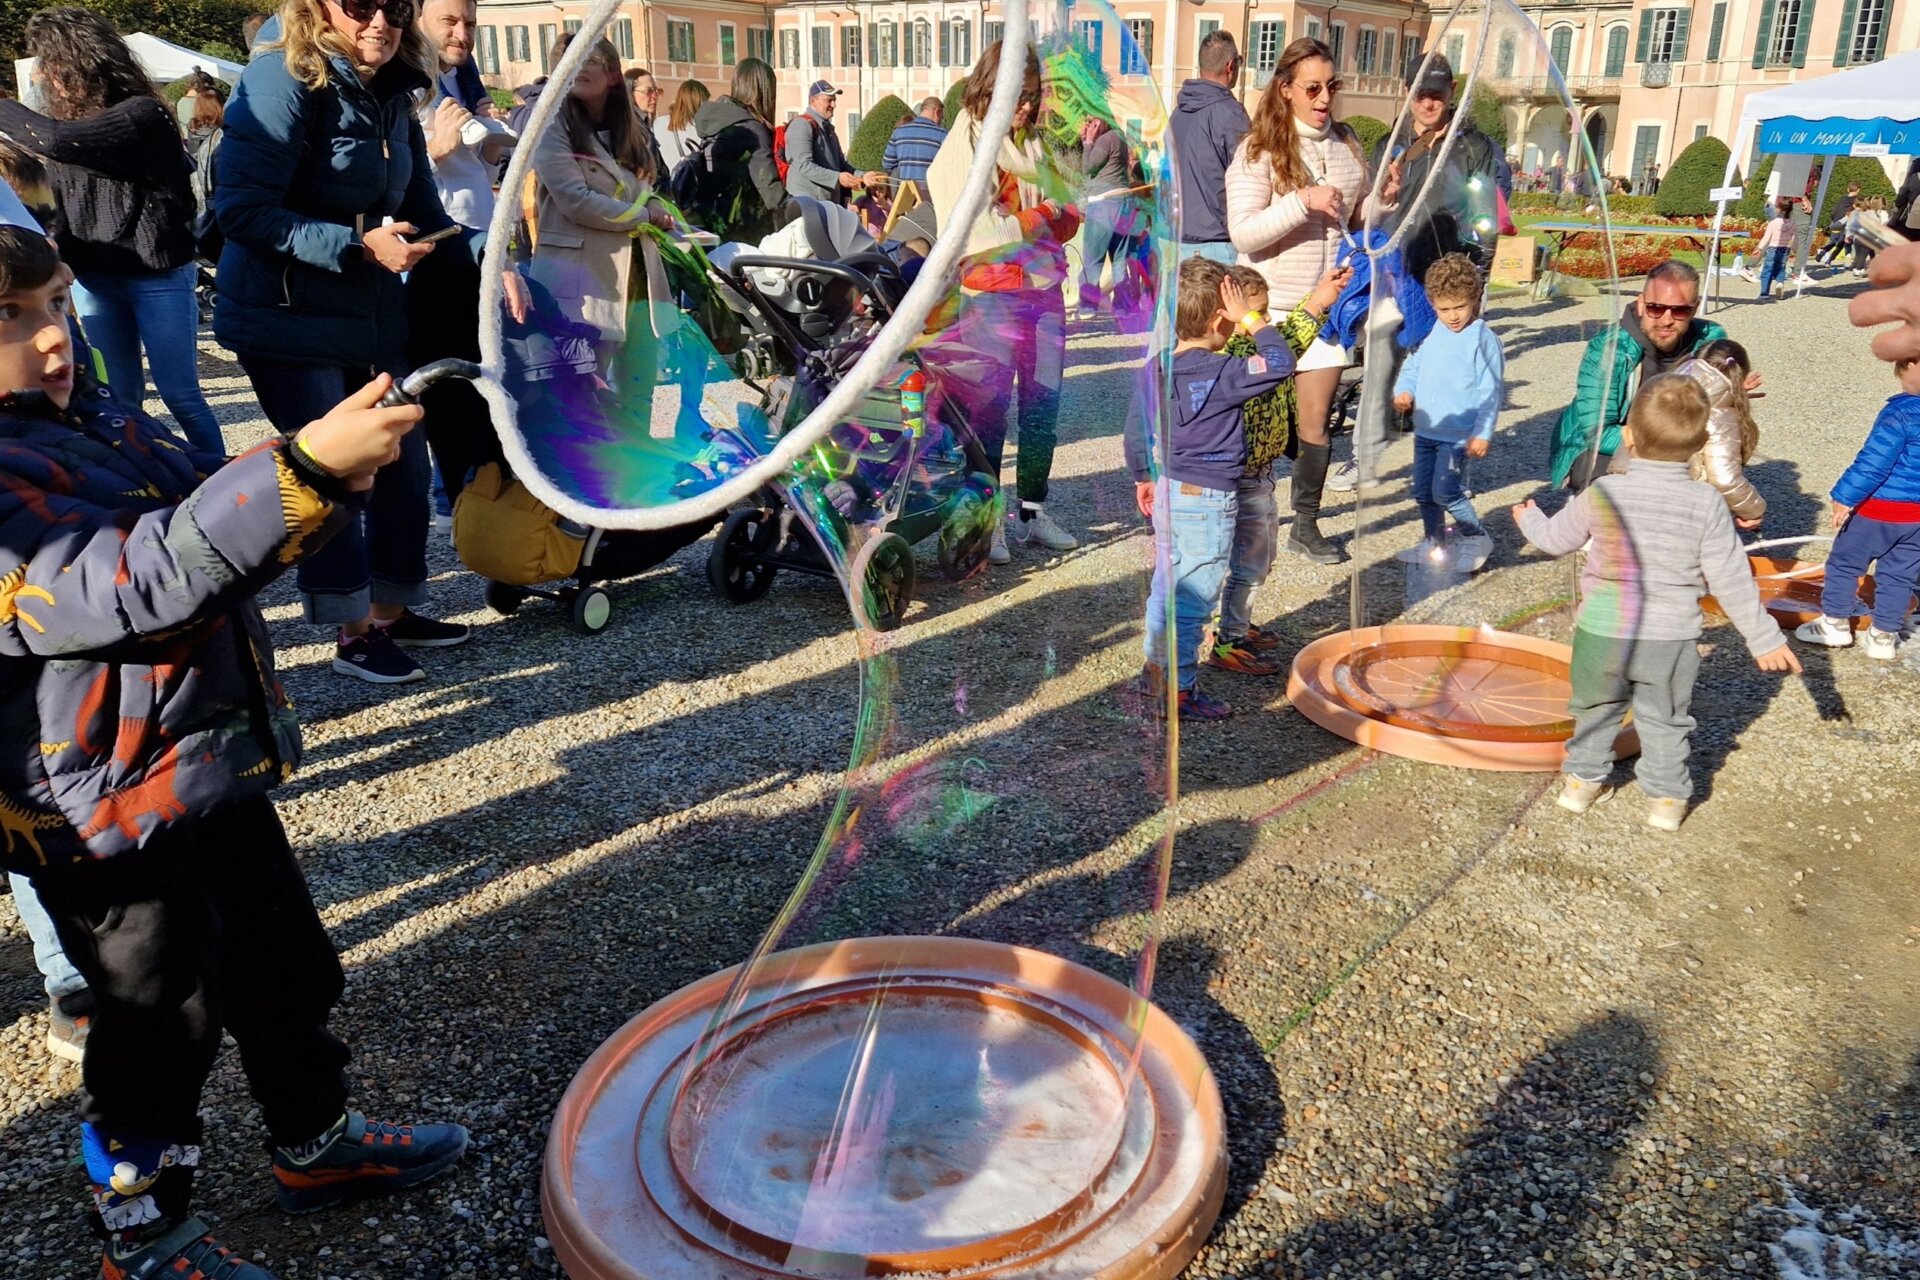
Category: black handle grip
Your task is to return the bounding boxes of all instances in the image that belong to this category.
[377,359,483,408]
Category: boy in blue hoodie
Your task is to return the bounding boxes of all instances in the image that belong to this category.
[1392,253,1505,571]
[1127,256,1295,720]
[1794,354,1920,659]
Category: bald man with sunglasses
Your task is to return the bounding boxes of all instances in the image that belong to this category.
[1549,261,1763,491]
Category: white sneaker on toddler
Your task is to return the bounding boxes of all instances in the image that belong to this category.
[1646,797,1688,832]
[1793,615,1854,647]
[1556,775,1612,814]
[1861,627,1901,660]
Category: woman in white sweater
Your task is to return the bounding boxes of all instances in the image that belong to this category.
[1224,37,1397,563]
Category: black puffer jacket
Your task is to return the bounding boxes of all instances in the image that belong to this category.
[690,96,791,243]
[0,96,197,276]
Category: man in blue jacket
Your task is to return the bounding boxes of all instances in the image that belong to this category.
[1168,31,1248,264]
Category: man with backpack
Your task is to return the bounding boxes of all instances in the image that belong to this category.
[784,80,883,204]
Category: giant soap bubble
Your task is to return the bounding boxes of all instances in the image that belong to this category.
[1287,0,1630,771]
[480,1,1229,1274]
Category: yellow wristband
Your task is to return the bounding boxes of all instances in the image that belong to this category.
[294,434,328,472]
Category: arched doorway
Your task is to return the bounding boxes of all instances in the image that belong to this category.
[1585,112,1609,172]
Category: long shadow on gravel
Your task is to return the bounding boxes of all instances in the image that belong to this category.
[1271,1012,1658,1279]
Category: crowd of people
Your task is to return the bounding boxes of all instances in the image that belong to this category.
[3,4,1920,1277]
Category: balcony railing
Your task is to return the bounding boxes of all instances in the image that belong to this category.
[1640,60,1672,87]
[1504,74,1623,99]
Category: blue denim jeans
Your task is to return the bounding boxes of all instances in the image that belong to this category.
[9,872,86,1001]
[72,265,226,458]
[1411,435,1484,540]
[239,357,430,625]
[1757,247,1792,298]
[1179,240,1237,265]
[1219,463,1279,639]
[1143,481,1237,691]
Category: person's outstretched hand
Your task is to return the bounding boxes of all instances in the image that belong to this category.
[1509,498,1539,524]
[1756,645,1803,674]
[1306,265,1352,316]
[1850,239,1920,361]
[294,375,424,492]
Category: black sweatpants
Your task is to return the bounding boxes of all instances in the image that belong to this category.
[405,248,504,505]
[31,795,350,1150]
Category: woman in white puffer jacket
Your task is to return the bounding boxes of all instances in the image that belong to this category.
[1224,37,1397,563]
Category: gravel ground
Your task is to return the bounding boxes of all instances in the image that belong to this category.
[1,271,1917,1279]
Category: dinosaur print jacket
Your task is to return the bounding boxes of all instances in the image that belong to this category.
[0,384,345,874]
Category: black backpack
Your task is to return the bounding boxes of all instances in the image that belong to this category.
[670,134,723,222]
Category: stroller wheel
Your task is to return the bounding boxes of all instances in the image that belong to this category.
[484,581,528,616]
[937,473,998,582]
[570,585,613,634]
[850,531,915,632]
[707,508,779,603]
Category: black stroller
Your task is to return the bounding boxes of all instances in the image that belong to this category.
[698,204,999,631]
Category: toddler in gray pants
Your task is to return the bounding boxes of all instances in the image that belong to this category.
[1513,374,1803,832]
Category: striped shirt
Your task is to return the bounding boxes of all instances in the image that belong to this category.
[883,117,947,184]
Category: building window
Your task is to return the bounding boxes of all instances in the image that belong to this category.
[1761,0,1807,67]
[1638,8,1690,64]
[1382,31,1396,77]
[1842,0,1890,66]
[1495,32,1515,77]
[1402,39,1421,81]
[1444,32,1465,70]
[984,21,1004,50]
[1706,2,1728,60]
[1548,25,1572,73]
[506,24,529,64]
[1693,122,1710,142]
[1074,20,1103,64]
[1198,18,1219,42]
[1631,123,1661,182]
[1329,22,1346,70]
[1604,25,1628,76]
[538,23,556,72]
[748,28,772,62]
[1356,27,1376,75]
[477,25,500,73]
[562,18,581,35]
[720,23,737,66]
[667,19,694,64]
[910,19,931,67]
[940,18,969,67]
[1122,19,1152,75]
[612,18,633,59]
[842,25,860,66]
[779,27,800,69]
[1250,20,1284,87]
[873,20,898,67]
[1306,18,1322,41]
[811,27,831,69]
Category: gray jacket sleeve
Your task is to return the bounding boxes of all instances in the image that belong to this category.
[785,116,844,197]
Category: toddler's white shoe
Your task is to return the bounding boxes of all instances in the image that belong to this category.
[1556,775,1612,814]
[1395,537,1442,564]
[1793,615,1854,647]
[1646,797,1688,832]
[988,523,1010,564]
[1861,627,1901,661]
[1456,531,1495,573]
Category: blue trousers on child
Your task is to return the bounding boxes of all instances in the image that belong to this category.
[1412,435,1484,540]
[1757,247,1793,298]
[1820,514,1920,633]
[1143,481,1237,691]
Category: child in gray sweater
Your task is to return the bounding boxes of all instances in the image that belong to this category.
[1512,374,1802,832]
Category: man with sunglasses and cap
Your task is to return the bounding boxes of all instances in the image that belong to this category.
[1549,260,1756,491]
[785,80,885,205]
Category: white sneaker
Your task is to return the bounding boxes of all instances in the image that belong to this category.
[1394,538,1441,564]
[1016,506,1078,551]
[1861,627,1901,660]
[1556,775,1613,814]
[1326,459,1360,492]
[988,523,1010,564]
[1794,615,1854,648]
[1646,797,1688,832]
[1456,531,1495,573]
[1792,272,1814,286]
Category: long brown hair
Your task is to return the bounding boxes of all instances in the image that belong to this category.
[667,79,709,131]
[267,0,434,92]
[23,8,160,121]
[1242,38,1353,193]
[552,34,652,183]
[188,88,226,133]
[729,58,776,125]
[962,39,1040,123]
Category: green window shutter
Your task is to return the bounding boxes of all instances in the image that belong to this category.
[1792,0,1814,67]
[1870,5,1890,60]
[1753,0,1776,66]
[1833,0,1858,65]
[1707,2,1727,59]
[1671,8,1691,59]
[1636,9,1654,61]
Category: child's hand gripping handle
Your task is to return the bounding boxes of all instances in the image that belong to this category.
[377,359,483,408]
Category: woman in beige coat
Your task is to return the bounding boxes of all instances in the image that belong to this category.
[1223,37,1398,563]
[526,35,672,377]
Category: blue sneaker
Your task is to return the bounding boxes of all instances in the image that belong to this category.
[272,1112,469,1214]
[102,1217,278,1279]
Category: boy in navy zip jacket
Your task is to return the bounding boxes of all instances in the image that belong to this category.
[1126,256,1295,719]
[1795,355,1920,659]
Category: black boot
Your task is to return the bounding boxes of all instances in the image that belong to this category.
[1288,441,1346,565]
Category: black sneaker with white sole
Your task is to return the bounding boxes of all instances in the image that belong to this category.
[374,610,470,648]
[334,629,426,684]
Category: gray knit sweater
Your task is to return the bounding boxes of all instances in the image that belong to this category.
[1518,458,1786,654]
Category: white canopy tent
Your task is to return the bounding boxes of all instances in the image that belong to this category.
[12,32,244,104]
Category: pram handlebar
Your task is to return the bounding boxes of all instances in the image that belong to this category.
[381,359,483,408]
[722,257,896,321]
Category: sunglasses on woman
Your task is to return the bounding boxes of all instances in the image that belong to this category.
[1296,79,1344,97]
[337,0,416,27]
[1641,301,1696,319]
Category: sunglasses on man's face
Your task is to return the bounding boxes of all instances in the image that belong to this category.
[337,0,416,28]
[1642,301,1696,319]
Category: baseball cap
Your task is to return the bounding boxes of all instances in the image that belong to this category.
[1407,52,1455,100]
[808,80,842,98]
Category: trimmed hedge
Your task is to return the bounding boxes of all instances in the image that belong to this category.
[1343,114,1390,157]
[1511,191,1659,218]
[1459,78,1506,147]
[848,94,910,172]
[944,80,968,127]
[1814,156,1896,225]
[1654,136,1733,217]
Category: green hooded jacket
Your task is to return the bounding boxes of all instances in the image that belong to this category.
[1548,312,1727,486]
